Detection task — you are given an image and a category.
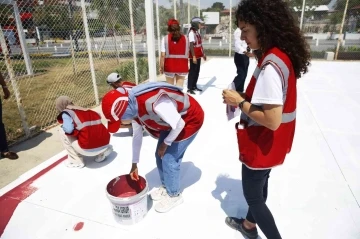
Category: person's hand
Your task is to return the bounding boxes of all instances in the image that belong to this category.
[203,55,207,61]
[192,56,197,64]
[2,87,10,100]
[222,89,244,107]
[246,52,255,58]
[129,163,139,181]
[159,67,164,74]
[157,142,168,159]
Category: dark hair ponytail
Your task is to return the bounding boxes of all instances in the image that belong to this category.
[168,24,182,42]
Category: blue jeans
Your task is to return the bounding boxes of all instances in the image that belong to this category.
[155,131,197,197]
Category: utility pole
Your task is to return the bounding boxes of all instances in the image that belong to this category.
[335,0,350,60]
[69,0,79,51]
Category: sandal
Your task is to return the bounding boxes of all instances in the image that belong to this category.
[1,151,19,160]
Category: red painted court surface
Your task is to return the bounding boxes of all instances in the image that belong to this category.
[1,59,360,239]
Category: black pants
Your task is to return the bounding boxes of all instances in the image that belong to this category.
[0,98,9,153]
[242,164,282,239]
[233,53,249,92]
[187,58,201,90]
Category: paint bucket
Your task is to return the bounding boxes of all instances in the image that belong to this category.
[106,174,149,225]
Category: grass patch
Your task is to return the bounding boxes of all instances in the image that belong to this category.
[1,54,143,144]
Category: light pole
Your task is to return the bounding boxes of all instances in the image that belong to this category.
[299,0,306,30]
[335,0,350,60]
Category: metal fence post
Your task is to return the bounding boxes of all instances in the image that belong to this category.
[174,0,177,19]
[81,0,99,105]
[0,25,30,137]
[13,1,33,76]
[129,0,139,85]
[229,0,232,57]
[299,0,306,30]
[198,0,200,16]
[187,0,190,23]
[145,0,157,82]
[156,0,161,64]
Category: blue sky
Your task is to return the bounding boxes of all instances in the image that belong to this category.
[158,0,236,9]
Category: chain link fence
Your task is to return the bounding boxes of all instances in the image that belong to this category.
[0,0,147,144]
[294,0,360,60]
[156,0,360,59]
[1,0,359,145]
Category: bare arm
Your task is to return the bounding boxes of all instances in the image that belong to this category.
[223,90,282,130]
[190,42,195,58]
[0,72,10,99]
[241,101,282,130]
[0,72,6,87]
[159,52,165,74]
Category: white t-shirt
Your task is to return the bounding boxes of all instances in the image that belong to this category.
[251,64,284,106]
[161,36,166,53]
[188,31,195,43]
[132,95,185,163]
[234,28,247,54]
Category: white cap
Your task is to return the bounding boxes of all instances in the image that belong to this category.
[107,73,121,83]
[191,17,204,23]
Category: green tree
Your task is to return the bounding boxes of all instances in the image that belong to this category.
[287,0,332,8]
[33,5,73,39]
[203,2,226,12]
[334,0,360,32]
[335,0,360,11]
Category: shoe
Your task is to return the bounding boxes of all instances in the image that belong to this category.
[150,185,167,201]
[225,217,258,239]
[187,89,195,94]
[154,193,184,213]
[95,145,113,163]
[194,87,202,92]
[1,151,19,160]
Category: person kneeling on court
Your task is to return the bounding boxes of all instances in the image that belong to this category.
[56,96,113,168]
[101,82,204,213]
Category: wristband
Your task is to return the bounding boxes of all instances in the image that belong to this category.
[239,100,247,109]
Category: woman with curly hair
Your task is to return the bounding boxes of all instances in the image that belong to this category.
[222,0,311,238]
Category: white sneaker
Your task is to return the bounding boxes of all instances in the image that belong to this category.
[155,193,184,213]
[95,145,113,163]
[150,186,167,201]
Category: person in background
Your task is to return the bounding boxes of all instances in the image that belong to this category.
[106,72,137,91]
[106,72,138,132]
[187,16,207,94]
[101,81,204,213]
[0,72,18,160]
[160,19,189,88]
[56,96,113,168]
[233,25,253,92]
[222,0,311,238]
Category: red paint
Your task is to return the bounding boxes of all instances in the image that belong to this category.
[73,222,84,231]
[117,192,137,197]
[0,156,67,237]
[106,174,146,198]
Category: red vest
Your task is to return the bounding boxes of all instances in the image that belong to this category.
[188,29,204,58]
[57,109,110,150]
[134,88,204,142]
[237,47,297,169]
[164,34,189,73]
[120,81,137,91]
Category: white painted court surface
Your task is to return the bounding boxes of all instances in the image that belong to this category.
[1,59,360,239]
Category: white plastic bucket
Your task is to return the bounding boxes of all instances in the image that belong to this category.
[106,174,149,225]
